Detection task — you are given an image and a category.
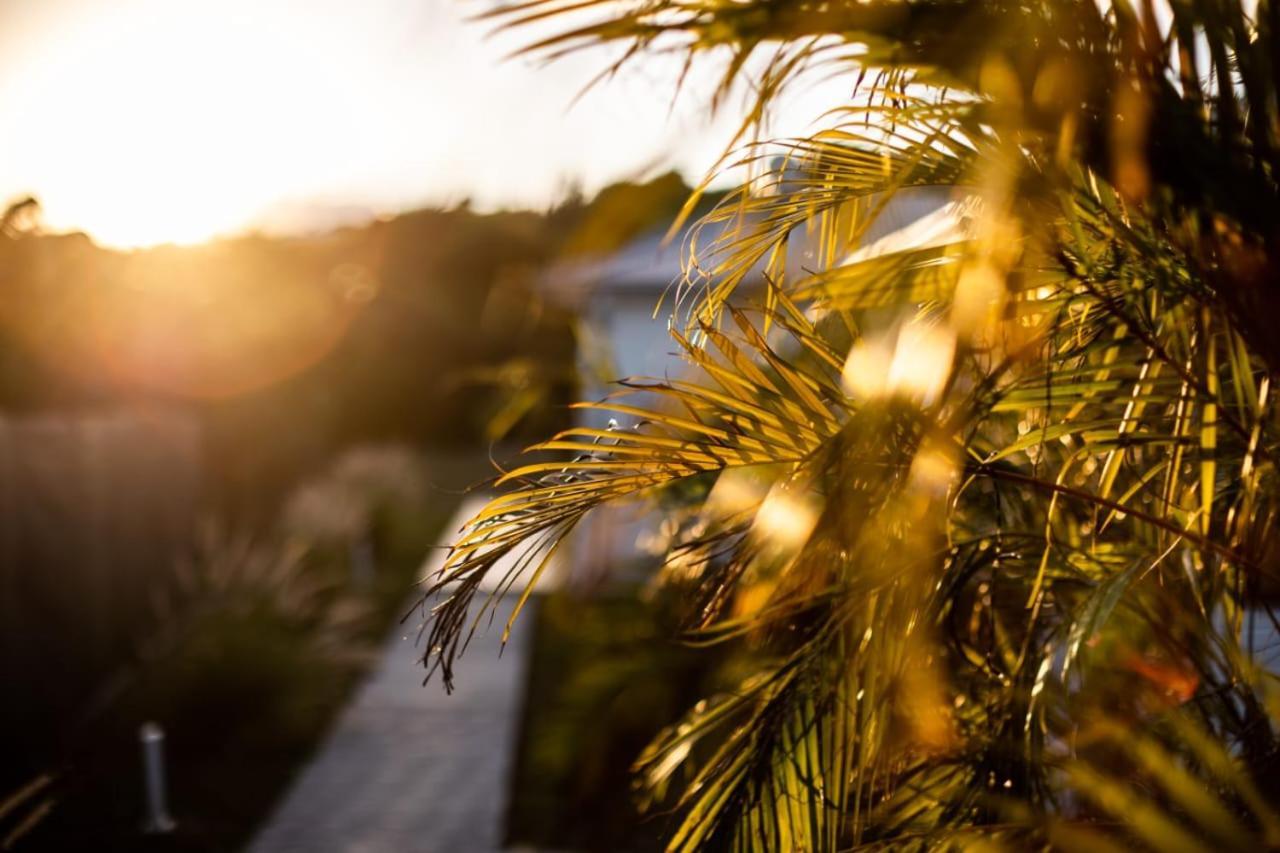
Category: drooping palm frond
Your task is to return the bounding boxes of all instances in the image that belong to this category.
[0,774,55,851]
[421,297,851,687]
[423,0,1280,848]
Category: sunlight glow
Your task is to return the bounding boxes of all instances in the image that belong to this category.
[752,485,819,551]
[1,3,380,247]
[889,321,956,404]
[0,1,853,248]
[908,445,958,496]
[706,468,771,516]
[951,261,1005,335]
[841,336,895,399]
[842,319,956,405]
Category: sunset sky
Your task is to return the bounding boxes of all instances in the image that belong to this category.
[0,0,841,248]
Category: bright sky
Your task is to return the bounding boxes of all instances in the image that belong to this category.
[0,0,843,248]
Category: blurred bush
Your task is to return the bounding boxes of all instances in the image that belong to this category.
[0,174,700,521]
[506,589,731,853]
[16,444,460,852]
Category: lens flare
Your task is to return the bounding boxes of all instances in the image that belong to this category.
[752,485,819,551]
[888,320,955,405]
[843,318,956,405]
[841,336,894,399]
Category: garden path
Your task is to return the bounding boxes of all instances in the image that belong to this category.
[249,496,539,853]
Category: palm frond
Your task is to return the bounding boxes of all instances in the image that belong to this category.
[426,0,1280,847]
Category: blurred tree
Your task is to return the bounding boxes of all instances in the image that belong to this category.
[426,0,1280,849]
[0,197,39,237]
[0,191,665,517]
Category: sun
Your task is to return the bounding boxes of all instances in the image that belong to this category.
[1,2,373,249]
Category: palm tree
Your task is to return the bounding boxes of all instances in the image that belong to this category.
[422,1,1280,848]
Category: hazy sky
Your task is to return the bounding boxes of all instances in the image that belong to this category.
[0,0,841,247]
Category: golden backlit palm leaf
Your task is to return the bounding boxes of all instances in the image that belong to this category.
[421,297,849,687]
[423,0,1280,848]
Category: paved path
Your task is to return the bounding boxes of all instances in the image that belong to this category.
[250,498,537,853]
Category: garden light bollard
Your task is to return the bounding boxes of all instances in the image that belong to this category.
[140,721,176,834]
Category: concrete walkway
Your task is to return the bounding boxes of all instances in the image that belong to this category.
[250,498,539,853]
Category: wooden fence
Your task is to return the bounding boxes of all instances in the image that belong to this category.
[0,407,200,757]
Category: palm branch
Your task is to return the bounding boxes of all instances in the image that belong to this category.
[421,0,1280,848]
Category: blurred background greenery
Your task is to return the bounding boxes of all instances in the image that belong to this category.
[7,0,1280,850]
[0,173,710,850]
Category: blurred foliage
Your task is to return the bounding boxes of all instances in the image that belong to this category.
[555,171,693,257]
[0,174,699,519]
[0,159,698,848]
[425,0,1280,850]
[11,446,465,852]
[507,591,723,852]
